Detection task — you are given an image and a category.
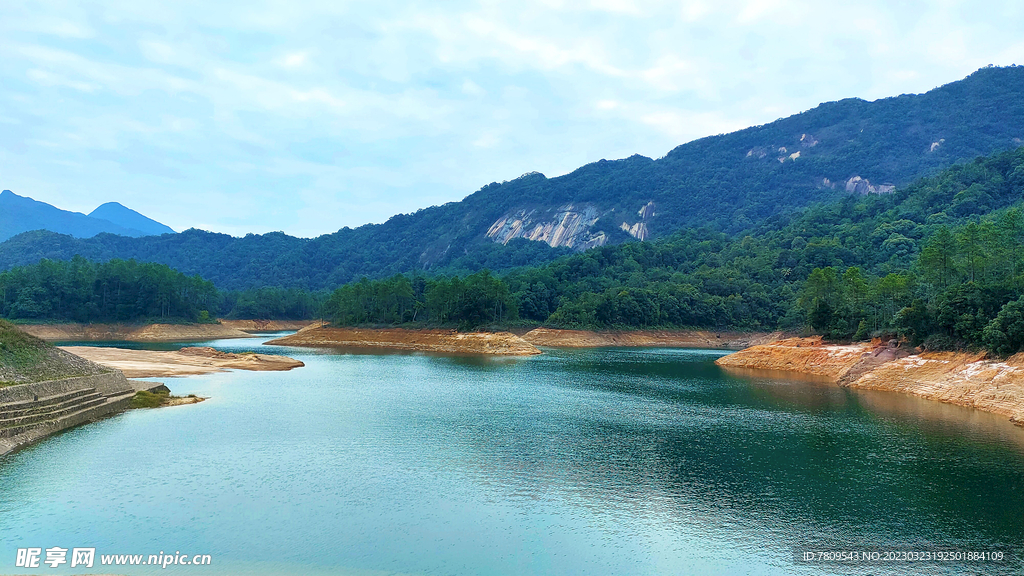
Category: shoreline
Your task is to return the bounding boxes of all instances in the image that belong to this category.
[716,337,1024,427]
[266,326,542,356]
[61,346,305,378]
[218,319,317,332]
[267,325,783,354]
[14,321,777,350]
[18,320,316,342]
[521,328,784,349]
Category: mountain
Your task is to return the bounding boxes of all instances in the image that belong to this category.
[0,190,145,242]
[3,65,1024,289]
[89,202,175,236]
[308,144,1024,353]
[0,191,173,242]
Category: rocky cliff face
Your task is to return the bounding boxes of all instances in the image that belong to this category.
[844,176,896,195]
[485,203,607,250]
[619,201,656,241]
[485,201,657,250]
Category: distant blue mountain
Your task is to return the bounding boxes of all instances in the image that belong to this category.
[0,190,174,242]
[89,202,175,236]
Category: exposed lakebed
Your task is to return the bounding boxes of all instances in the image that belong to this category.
[1,335,1022,575]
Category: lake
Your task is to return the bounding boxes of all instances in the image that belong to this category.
[1,335,1023,575]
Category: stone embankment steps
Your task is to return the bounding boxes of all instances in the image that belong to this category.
[0,387,132,439]
[0,387,98,420]
[0,372,138,456]
[0,387,107,436]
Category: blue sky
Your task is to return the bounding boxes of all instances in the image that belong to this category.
[1,0,1023,237]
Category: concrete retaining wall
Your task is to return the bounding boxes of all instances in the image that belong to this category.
[0,371,136,457]
[0,371,133,403]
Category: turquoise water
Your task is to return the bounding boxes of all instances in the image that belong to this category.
[1,336,1023,575]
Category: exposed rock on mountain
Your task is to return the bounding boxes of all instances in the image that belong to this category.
[486,203,607,250]
[619,201,655,241]
[845,176,896,195]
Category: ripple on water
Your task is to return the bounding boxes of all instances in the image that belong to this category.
[0,339,1022,575]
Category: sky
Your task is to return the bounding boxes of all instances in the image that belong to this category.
[1,1,1023,238]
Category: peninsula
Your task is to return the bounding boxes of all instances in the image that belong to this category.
[61,346,305,378]
[266,326,542,355]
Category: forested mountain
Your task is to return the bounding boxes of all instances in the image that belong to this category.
[7,145,1024,355]
[323,145,1024,353]
[0,190,173,242]
[503,145,1024,336]
[4,66,1024,289]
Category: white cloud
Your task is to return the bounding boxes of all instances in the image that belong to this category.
[587,0,644,15]
[276,52,310,68]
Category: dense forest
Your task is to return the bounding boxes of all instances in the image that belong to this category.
[0,257,325,323]
[0,257,219,323]
[325,271,516,329]
[3,66,1024,290]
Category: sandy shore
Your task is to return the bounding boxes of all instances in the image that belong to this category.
[62,346,305,378]
[717,337,1024,426]
[521,328,783,349]
[266,326,542,355]
[218,319,318,332]
[22,322,253,342]
[163,395,206,406]
[20,319,317,342]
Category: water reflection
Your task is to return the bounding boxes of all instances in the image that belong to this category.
[420,348,1024,561]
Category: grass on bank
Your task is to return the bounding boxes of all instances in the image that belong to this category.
[130,389,170,408]
[130,388,201,409]
[0,319,109,387]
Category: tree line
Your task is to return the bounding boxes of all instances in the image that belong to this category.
[0,257,219,323]
[0,257,325,323]
[324,271,516,329]
[802,211,1024,353]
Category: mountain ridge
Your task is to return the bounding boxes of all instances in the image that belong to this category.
[3,65,1024,289]
[0,190,173,242]
[89,202,175,236]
